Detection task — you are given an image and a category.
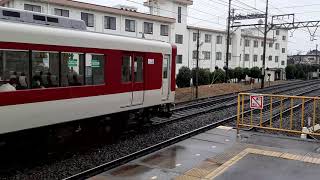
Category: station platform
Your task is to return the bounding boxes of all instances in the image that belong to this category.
[90,126,320,180]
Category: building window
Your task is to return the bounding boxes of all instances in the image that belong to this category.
[86,54,105,85]
[192,50,198,59]
[282,48,286,53]
[24,4,41,12]
[269,55,273,61]
[202,51,211,60]
[261,41,264,47]
[160,25,169,36]
[275,56,279,62]
[216,52,222,60]
[245,39,250,47]
[178,7,182,23]
[281,61,285,65]
[205,34,212,43]
[228,53,231,60]
[54,8,69,17]
[276,30,280,35]
[254,40,258,48]
[193,32,199,42]
[216,36,223,44]
[0,50,30,90]
[269,43,273,48]
[32,51,59,88]
[175,34,183,44]
[60,53,85,87]
[228,38,232,45]
[282,36,286,41]
[177,55,183,64]
[275,43,280,50]
[122,56,131,82]
[261,55,264,61]
[104,16,116,30]
[253,55,258,62]
[144,22,153,34]
[244,54,250,61]
[134,56,143,82]
[240,39,242,46]
[125,19,135,32]
[81,12,94,27]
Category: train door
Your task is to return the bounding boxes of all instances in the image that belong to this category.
[131,53,144,105]
[161,54,170,100]
[121,52,145,106]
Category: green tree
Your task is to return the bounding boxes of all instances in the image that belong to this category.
[227,68,235,82]
[176,66,192,88]
[210,68,226,84]
[234,67,244,82]
[192,68,211,86]
[250,67,262,80]
[285,64,297,80]
[243,68,250,77]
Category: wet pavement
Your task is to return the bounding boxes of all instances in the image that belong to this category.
[89,126,320,180]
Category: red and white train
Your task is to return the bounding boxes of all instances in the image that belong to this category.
[0,8,176,144]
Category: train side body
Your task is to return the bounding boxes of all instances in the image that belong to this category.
[0,21,176,135]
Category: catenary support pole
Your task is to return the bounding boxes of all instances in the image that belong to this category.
[261,0,269,89]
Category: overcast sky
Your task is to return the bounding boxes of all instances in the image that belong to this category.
[77,0,320,55]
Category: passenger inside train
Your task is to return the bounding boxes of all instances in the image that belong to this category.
[0,50,105,91]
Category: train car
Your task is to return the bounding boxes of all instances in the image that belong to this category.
[0,8,176,145]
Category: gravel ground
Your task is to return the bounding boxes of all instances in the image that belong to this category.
[1,81,320,180]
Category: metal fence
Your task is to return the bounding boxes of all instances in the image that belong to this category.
[236,93,320,136]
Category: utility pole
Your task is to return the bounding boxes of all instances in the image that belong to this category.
[261,0,269,89]
[316,44,319,64]
[316,44,319,78]
[196,29,200,99]
[225,0,232,83]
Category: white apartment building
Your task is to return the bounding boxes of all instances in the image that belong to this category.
[0,0,288,81]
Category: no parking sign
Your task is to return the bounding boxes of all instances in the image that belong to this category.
[250,95,264,109]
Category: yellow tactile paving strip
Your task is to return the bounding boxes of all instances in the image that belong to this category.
[175,148,320,180]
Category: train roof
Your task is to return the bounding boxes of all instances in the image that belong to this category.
[0,20,172,54]
[0,6,87,30]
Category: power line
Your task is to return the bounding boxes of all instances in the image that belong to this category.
[270,4,320,9]
[127,0,226,27]
[206,0,261,14]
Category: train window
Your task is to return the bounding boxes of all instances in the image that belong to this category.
[47,17,59,23]
[163,55,170,79]
[3,10,20,18]
[32,52,59,88]
[134,57,143,82]
[61,53,85,87]
[0,50,29,91]
[86,54,105,85]
[122,56,132,82]
[33,15,46,21]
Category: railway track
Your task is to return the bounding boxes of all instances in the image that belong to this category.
[63,80,320,180]
[246,93,320,136]
[152,80,320,125]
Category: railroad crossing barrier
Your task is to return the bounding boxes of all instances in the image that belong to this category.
[236,93,320,137]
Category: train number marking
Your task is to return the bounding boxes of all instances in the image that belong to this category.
[148,59,155,64]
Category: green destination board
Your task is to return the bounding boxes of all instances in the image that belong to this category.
[68,59,78,67]
[91,60,100,68]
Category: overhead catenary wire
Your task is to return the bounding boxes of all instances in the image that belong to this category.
[126,0,226,27]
